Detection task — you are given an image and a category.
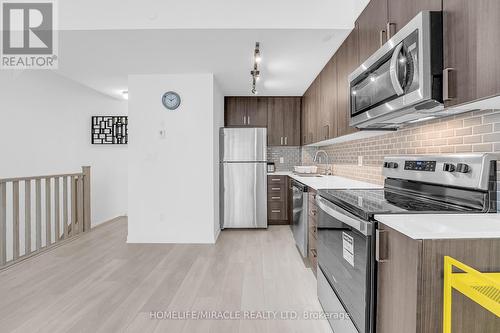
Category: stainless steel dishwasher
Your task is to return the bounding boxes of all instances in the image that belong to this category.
[291,180,308,257]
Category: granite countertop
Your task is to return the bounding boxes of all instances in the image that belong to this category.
[267,171,382,190]
[375,213,500,239]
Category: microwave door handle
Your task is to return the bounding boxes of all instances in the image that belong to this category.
[389,42,405,96]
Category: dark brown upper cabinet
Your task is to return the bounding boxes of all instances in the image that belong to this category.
[300,86,312,145]
[387,0,442,36]
[336,28,359,137]
[319,56,338,141]
[357,0,443,64]
[301,78,320,145]
[267,97,301,146]
[247,97,268,126]
[310,77,320,144]
[224,97,246,126]
[224,97,268,127]
[443,0,500,107]
[356,0,388,64]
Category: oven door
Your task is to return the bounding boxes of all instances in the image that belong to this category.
[316,195,375,333]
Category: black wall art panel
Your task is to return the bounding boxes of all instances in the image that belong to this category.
[91,116,128,144]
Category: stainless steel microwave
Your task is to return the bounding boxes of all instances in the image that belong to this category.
[348,11,443,129]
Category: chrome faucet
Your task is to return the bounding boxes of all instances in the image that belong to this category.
[313,150,332,175]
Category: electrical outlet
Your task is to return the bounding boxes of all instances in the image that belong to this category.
[279,157,284,164]
[358,156,363,166]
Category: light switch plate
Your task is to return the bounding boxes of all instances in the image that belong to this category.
[279,157,284,164]
[358,156,363,166]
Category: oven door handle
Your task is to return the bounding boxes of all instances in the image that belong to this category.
[389,42,405,96]
[316,196,372,236]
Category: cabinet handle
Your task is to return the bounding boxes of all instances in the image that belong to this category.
[443,68,455,101]
[271,187,280,191]
[375,229,388,262]
[280,137,283,145]
[284,137,288,145]
[271,210,281,213]
[243,115,247,125]
[271,196,281,200]
[386,22,396,40]
[379,29,387,47]
[248,115,250,124]
[271,178,280,182]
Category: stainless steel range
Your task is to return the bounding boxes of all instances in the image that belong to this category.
[316,153,498,333]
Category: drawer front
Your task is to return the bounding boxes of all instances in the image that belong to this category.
[309,206,318,220]
[268,201,286,220]
[268,175,286,185]
[309,248,318,275]
[308,190,318,206]
[309,224,318,240]
[267,185,287,201]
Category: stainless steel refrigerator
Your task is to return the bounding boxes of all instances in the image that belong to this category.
[220,127,267,229]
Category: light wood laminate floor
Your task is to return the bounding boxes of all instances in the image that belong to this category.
[0,218,332,333]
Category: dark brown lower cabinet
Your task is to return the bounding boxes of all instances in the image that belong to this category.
[308,189,318,276]
[377,223,500,333]
[267,175,288,224]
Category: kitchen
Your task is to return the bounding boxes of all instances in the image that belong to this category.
[0,1,499,332]
[219,2,500,333]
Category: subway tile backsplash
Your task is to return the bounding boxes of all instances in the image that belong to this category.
[313,109,500,185]
[267,146,301,171]
[268,109,500,188]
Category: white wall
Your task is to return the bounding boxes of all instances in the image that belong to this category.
[212,79,224,241]
[127,74,222,244]
[0,71,128,228]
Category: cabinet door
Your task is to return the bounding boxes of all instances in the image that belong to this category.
[267,97,285,146]
[336,28,359,137]
[246,97,268,126]
[301,89,310,145]
[356,0,388,64]
[310,77,320,144]
[376,224,422,333]
[224,97,246,126]
[387,0,442,36]
[443,0,500,107]
[283,97,301,146]
[319,56,338,141]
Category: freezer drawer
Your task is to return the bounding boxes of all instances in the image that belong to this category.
[220,128,267,162]
[221,162,267,228]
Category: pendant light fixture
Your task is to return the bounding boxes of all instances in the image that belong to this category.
[251,42,261,95]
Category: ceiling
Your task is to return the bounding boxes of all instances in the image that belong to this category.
[53,0,370,99]
[56,29,351,98]
[58,0,369,30]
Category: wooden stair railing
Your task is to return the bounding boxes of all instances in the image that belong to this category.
[0,166,91,269]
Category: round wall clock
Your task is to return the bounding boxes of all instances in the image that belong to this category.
[162,91,181,110]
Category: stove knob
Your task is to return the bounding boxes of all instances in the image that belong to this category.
[387,162,398,169]
[456,163,470,173]
[443,163,456,172]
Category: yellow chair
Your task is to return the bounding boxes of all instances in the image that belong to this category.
[443,256,500,333]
